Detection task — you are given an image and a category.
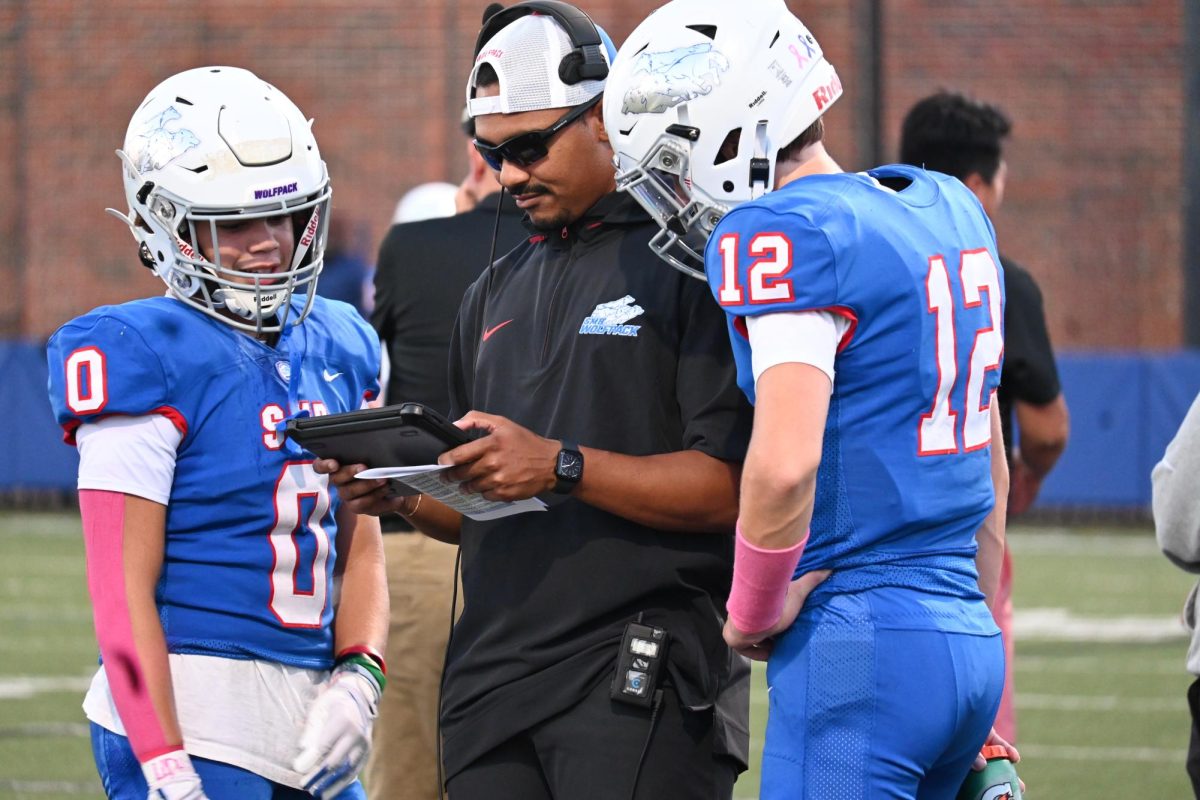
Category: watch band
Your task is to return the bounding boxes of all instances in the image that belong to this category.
[553,439,584,495]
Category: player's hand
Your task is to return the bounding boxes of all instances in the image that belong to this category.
[722,570,831,661]
[1007,457,1042,517]
[313,458,409,517]
[293,661,382,799]
[142,750,209,800]
[973,727,1020,769]
[972,727,1026,792]
[438,411,560,501]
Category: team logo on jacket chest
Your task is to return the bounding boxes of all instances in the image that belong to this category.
[579,295,643,337]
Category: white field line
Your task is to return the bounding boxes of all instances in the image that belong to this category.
[1007,529,1160,557]
[1018,743,1188,763]
[0,780,100,794]
[0,721,89,737]
[0,606,92,622]
[0,675,91,699]
[1018,655,1181,674]
[1017,693,1182,712]
[1014,607,1186,642]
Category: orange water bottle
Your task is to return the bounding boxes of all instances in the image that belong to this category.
[956,745,1022,800]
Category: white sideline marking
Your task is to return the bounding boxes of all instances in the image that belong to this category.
[0,721,89,737]
[1008,530,1160,557]
[0,606,91,622]
[0,780,100,794]
[1018,693,1182,712]
[1019,655,1181,674]
[1019,743,1188,763]
[0,675,91,699]
[1015,608,1186,642]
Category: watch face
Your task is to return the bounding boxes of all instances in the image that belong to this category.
[557,450,583,481]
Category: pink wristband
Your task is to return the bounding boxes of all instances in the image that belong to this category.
[726,522,809,635]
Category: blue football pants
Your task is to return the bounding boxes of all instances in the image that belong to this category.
[761,591,1004,800]
[91,723,366,800]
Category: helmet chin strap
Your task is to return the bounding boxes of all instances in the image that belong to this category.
[749,121,771,200]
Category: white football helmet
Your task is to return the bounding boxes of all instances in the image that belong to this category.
[605,0,841,279]
[109,66,331,334]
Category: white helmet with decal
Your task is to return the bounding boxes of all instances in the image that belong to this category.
[109,66,331,333]
[604,0,841,279]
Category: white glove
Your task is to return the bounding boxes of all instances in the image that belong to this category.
[142,749,209,800]
[293,661,382,799]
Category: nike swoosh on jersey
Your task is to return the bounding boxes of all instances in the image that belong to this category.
[323,369,342,382]
[482,319,514,342]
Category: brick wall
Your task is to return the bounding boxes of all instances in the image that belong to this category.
[0,0,1185,348]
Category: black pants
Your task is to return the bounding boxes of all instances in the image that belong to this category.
[446,678,739,800]
[1188,677,1200,797]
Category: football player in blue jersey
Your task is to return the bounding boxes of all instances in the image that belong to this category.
[605,2,1020,797]
[46,67,387,800]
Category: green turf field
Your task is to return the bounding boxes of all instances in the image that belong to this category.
[0,512,1193,799]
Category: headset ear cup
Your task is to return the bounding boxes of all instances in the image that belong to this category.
[557,47,609,85]
[482,3,505,24]
[558,51,583,85]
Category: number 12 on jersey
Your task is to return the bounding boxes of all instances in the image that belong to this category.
[919,249,1003,456]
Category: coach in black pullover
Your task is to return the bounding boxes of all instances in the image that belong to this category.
[437,186,753,795]
[321,8,752,798]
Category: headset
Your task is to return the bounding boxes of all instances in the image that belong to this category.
[471,0,609,86]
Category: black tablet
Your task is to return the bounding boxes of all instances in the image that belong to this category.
[284,402,472,468]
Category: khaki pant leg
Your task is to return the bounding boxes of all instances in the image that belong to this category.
[365,533,461,800]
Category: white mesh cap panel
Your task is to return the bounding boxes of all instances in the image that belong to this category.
[467,14,607,116]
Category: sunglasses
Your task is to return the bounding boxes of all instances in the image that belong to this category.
[473,95,602,171]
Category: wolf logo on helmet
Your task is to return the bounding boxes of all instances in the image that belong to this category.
[134,107,201,173]
[621,43,730,114]
[604,0,841,279]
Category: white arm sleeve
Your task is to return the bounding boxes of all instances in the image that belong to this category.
[76,415,182,505]
[746,310,851,387]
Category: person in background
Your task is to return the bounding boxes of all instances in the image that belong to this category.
[901,90,1070,742]
[46,66,387,799]
[1153,392,1200,798]
[391,182,459,226]
[318,215,374,318]
[364,108,524,800]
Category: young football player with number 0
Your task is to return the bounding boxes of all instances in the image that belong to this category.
[46,67,387,799]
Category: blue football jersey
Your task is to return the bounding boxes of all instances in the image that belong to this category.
[706,165,1004,602]
[47,295,380,669]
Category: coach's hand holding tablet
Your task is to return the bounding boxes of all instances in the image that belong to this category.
[435,410,574,502]
[308,404,552,535]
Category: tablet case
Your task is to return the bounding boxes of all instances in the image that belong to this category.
[284,402,473,468]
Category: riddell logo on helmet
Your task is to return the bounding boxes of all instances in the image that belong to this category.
[813,74,843,111]
[254,182,299,200]
[299,208,320,248]
[477,48,503,62]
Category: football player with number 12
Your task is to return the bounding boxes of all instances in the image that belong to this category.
[606,1,1020,797]
[46,67,387,799]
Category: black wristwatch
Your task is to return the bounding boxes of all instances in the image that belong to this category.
[553,440,584,494]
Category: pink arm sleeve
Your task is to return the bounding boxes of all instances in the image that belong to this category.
[79,489,175,762]
[726,522,809,635]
